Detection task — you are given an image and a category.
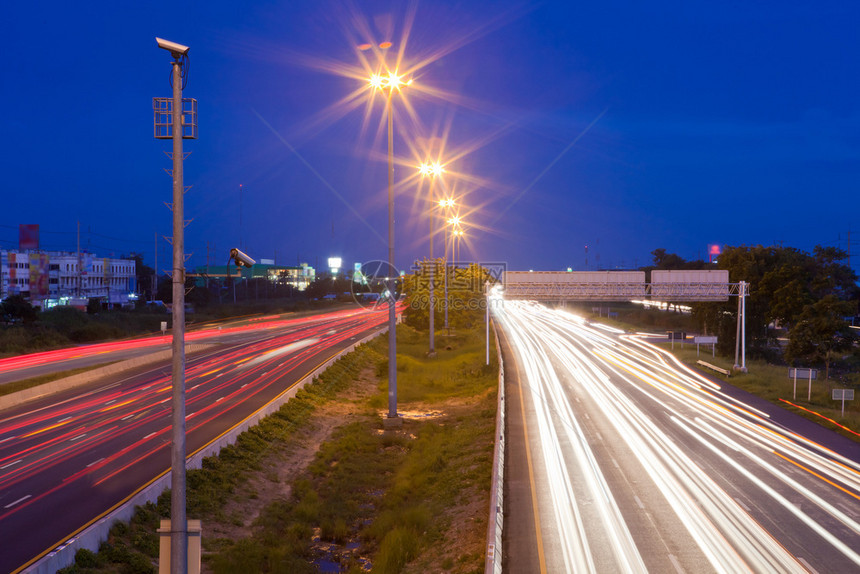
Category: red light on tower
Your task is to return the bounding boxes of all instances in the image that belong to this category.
[708,244,721,263]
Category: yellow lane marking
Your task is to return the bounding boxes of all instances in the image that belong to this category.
[773,451,860,502]
[515,343,548,574]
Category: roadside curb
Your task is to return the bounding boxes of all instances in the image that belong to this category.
[0,344,215,412]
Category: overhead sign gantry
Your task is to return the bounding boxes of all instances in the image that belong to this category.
[500,269,749,372]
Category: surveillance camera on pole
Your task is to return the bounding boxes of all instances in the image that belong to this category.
[156,37,190,58]
[229,248,256,269]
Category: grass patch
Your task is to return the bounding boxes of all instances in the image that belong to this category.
[214,323,498,574]
[0,363,119,397]
[54,321,499,574]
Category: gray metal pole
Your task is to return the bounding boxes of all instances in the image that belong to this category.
[428,177,435,354]
[485,281,489,365]
[387,91,398,420]
[169,59,188,574]
[444,226,449,332]
[734,282,742,370]
[741,281,747,371]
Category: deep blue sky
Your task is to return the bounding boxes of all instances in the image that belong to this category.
[2,1,859,274]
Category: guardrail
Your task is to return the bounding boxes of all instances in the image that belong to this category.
[22,327,388,574]
[485,320,505,574]
[696,360,731,376]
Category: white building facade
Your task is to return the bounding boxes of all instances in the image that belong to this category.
[0,250,137,309]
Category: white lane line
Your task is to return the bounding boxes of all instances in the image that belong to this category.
[87,457,105,468]
[668,554,685,574]
[190,385,200,391]
[838,503,856,517]
[70,434,87,441]
[104,400,116,405]
[611,457,621,469]
[144,432,156,440]
[58,417,72,423]
[797,557,819,574]
[121,414,134,421]
[594,431,603,441]
[4,495,31,509]
[734,497,751,512]
[634,495,645,509]
[1,459,23,470]
[216,397,225,402]
[241,384,248,389]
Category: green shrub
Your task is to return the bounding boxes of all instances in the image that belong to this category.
[374,527,420,574]
[74,547,101,568]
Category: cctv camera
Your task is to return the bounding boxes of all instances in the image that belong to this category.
[229,248,256,268]
[156,37,190,57]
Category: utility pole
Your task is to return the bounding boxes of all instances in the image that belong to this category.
[154,36,197,574]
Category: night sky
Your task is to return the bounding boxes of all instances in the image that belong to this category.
[3,1,859,275]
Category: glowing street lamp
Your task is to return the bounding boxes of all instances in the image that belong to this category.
[419,162,444,354]
[367,61,411,423]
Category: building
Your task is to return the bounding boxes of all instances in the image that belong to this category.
[1,249,137,309]
[193,262,315,291]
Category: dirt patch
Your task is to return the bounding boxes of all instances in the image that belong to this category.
[201,361,494,574]
[201,367,378,568]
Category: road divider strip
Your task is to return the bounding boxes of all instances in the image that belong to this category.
[0,345,214,411]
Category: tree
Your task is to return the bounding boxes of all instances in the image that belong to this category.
[650,248,687,270]
[785,295,855,380]
[123,252,155,302]
[1,295,38,324]
[403,261,493,330]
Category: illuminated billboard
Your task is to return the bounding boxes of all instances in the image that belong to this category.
[19,224,39,250]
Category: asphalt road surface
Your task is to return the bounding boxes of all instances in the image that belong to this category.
[498,300,860,574]
[0,306,389,573]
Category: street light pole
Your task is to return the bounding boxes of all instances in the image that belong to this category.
[428,174,435,355]
[385,86,398,421]
[420,164,444,355]
[444,221,450,332]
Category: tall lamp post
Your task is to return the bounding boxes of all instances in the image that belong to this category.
[419,162,444,354]
[444,214,461,332]
[369,70,410,422]
[154,36,196,574]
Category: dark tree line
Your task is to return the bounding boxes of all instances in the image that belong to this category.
[649,246,859,378]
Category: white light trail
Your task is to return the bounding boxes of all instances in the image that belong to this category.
[497,300,860,573]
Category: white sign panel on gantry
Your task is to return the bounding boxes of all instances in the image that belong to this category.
[650,270,730,301]
[503,271,647,301]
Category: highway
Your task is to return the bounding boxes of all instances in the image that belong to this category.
[497,300,860,573]
[0,307,390,573]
